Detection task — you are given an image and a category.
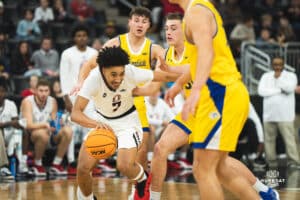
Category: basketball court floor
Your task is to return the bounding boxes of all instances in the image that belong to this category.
[1,163,300,200]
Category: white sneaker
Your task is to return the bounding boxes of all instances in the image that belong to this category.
[0,167,14,180]
[18,162,29,175]
[98,162,116,172]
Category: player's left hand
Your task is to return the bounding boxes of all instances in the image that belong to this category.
[181,89,200,121]
[157,56,169,72]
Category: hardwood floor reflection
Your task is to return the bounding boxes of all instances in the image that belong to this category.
[0,177,299,200]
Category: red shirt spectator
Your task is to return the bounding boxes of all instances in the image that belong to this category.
[160,0,184,17]
[70,0,94,19]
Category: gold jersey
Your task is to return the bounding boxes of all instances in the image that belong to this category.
[184,0,241,86]
[165,41,195,98]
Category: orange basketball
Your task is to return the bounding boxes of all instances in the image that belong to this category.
[85,128,117,160]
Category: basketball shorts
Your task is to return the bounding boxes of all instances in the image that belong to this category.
[88,110,143,149]
[190,79,249,152]
[171,112,195,135]
[134,96,150,133]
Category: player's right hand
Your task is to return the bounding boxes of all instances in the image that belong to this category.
[96,122,114,133]
[164,83,182,107]
[157,56,169,72]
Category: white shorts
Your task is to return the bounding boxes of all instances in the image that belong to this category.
[84,110,143,149]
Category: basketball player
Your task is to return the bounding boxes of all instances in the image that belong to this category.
[71,7,166,174]
[59,24,98,175]
[21,79,73,176]
[160,0,274,199]
[71,46,176,200]
[134,12,279,200]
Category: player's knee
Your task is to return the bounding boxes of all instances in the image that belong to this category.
[62,126,73,141]
[153,142,168,158]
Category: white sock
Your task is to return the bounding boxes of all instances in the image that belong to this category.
[77,187,94,200]
[168,153,175,161]
[22,155,28,163]
[53,156,63,165]
[150,190,161,200]
[148,152,153,161]
[179,152,186,159]
[35,159,42,166]
[253,178,269,192]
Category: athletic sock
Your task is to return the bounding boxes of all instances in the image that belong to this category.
[253,178,269,192]
[150,190,161,200]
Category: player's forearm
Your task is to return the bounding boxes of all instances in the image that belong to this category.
[71,109,98,128]
[26,122,48,131]
[78,61,94,85]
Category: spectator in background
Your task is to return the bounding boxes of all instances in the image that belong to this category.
[257,0,284,20]
[276,16,296,46]
[51,79,65,111]
[10,41,38,77]
[53,0,73,23]
[0,129,14,180]
[258,56,300,169]
[16,9,41,41]
[100,20,118,43]
[31,37,59,77]
[286,0,300,40]
[20,79,73,176]
[219,0,242,35]
[257,14,276,37]
[0,82,28,175]
[33,0,54,23]
[91,38,103,51]
[70,0,95,25]
[256,28,275,44]
[0,1,13,36]
[230,14,256,43]
[21,75,38,98]
[141,0,162,33]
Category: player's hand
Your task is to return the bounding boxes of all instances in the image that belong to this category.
[181,88,200,121]
[96,122,113,132]
[164,83,181,107]
[157,56,169,72]
[70,82,83,96]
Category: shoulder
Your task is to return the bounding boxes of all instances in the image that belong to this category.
[104,37,120,47]
[151,44,165,58]
[4,99,16,107]
[61,46,74,55]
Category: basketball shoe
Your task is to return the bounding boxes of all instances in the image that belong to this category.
[0,166,14,180]
[29,164,47,176]
[49,164,67,176]
[259,188,280,200]
[67,162,77,175]
[134,172,151,200]
[98,161,116,172]
[176,158,192,170]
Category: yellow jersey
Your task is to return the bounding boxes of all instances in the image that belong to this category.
[184,0,241,86]
[119,33,152,131]
[165,42,195,98]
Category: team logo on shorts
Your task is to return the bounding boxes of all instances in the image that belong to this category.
[103,93,107,97]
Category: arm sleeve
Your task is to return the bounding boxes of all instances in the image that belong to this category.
[258,74,281,97]
[277,72,297,94]
[127,64,154,85]
[248,103,264,143]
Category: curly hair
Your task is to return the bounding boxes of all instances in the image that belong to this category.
[97,46,129,69]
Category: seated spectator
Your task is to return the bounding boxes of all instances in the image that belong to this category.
[219,0,242,35]
[0,81,28,175]
[100,20,118,43]
[276,16,296,46]
[256,28,275,44]
[91,38,103,51]
[70,0,95,25]
[256,14,276,39]
[0,129,14,180]
[0,1,13,37]
[258,56,300,169]
[33,0,54,24]
[286,0,300,40]
[10,41,40,77]
[53,0,73,23]
[31,37,59,77]
[16,9,41,41]
[21,75,38,97]
[230,14,256,43]
[51,79,64,111]
[20,79,73,176]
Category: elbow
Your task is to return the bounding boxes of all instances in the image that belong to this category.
[70,112,77,123]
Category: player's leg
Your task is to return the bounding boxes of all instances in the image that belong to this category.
[151,123,188,192]
[117,147,142,179]
[77,143,98,199]
[136,131,149,170]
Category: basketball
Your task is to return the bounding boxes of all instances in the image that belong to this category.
[85,128,117,160]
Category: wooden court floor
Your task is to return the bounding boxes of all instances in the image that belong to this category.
[0,176,300,200]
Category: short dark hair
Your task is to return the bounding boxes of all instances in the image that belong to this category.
[36,78,50,88]
[129,6,151,21]
[166,12,183,21]
[97,46,129,69]
[71,24,90,38]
